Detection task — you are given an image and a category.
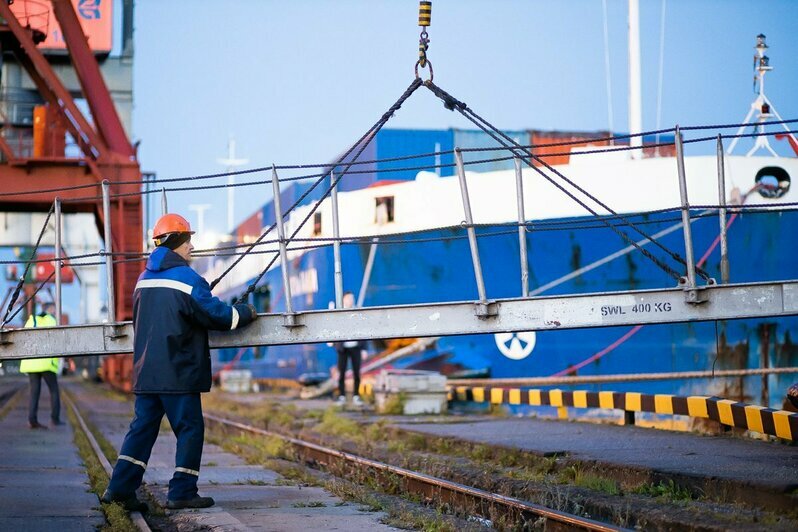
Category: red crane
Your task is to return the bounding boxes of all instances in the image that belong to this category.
[0,0,142,322]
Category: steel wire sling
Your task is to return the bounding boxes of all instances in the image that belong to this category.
[2,271,55,326]
[456,89,713,282]
[1,204,55,327]
[212,77,424,298]
[422,81,708,283]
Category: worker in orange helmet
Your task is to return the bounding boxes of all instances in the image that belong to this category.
[102,213,258,512]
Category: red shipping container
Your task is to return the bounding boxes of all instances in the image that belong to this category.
[528,130,613,167]
[236,210,263,244]
[9,0,113,54]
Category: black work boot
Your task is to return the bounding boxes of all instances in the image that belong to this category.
[101,489,149,513]
[166,495,215,510]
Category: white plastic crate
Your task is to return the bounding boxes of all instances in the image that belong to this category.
[219,369,252,393]
[375,369,448,415]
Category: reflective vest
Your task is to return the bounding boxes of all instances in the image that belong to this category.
[19,313,61,374]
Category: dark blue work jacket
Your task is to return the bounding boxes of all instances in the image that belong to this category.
[132,247,255,394]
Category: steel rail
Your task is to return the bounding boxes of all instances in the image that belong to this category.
[448,367,798,388]
[63,392,152,532]
[203,412,626,531]
[0,384,23,413]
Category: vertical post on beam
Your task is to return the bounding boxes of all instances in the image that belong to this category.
[54,198,62,325]
[716,134,730,284]
[101,180,116,323]
[455,149,489,308]
[357,238,379,309]
[330,171,344,309]
[161,187,168,216]
[271,165,295,319]
[514,157,529,297]
[675,126,697,291]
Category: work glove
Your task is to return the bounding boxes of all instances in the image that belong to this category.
[233,303,259,328]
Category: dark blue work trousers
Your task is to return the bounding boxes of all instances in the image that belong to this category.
[27,371,60,425]
[108,393,204,501]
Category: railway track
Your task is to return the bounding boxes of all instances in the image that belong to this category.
[62,383,627,530]
[0,382,23,414]
[0,384,21,405]
[63,392,152,532]
[204,412,627,531]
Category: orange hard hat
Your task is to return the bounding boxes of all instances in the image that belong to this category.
[152,213,194,239]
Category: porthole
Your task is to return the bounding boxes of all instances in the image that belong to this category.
[755,166,790,198]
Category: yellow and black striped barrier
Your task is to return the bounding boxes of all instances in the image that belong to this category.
[448,386,798,441]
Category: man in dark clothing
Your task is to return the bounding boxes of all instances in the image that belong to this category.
[335,291,366,406]
[101,214,258,512]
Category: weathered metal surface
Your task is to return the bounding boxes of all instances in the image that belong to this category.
[1,280,797,360]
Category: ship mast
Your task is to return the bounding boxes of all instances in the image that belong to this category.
[217,137,249,234]
[628,0,643,159]
[726,34,798,157]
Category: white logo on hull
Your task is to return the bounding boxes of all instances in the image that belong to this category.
[494,331,536,360]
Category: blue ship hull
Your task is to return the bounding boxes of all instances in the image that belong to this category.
[213,208,798,409]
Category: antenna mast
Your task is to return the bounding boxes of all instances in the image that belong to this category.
[217,137,249,234]
[726,34,798,156]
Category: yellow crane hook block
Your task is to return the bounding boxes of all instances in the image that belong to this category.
[419,1,432,27]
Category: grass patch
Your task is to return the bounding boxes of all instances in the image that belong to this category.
[557,465,620,495]
[203,393,300,430]
[633,479,694,502]
[304,409,325,421]
[206,431,317,487]
[230,432,292,460]
[316,407,361,439]
[380,392,406,415]
[64,402,137,532]
[364,418,388,441]
[469,444,494,462]
[84,381,130,403]
[324,478,384,512]
[76,410,119,463]
[382,507,457,532]
[506,467,545,482]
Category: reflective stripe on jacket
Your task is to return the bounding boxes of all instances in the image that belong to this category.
[19,313,61,374]
[132,247,255,393]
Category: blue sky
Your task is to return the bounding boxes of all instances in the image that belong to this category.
[132,0,798,235]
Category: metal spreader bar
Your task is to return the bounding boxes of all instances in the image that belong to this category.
[1,280,797,360]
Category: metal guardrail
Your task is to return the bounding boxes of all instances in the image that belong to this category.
[447,385,798,441]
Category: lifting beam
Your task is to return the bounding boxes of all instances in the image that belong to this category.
[1,280,797,360]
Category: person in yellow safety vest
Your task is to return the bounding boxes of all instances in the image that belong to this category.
[19,302,62,429]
